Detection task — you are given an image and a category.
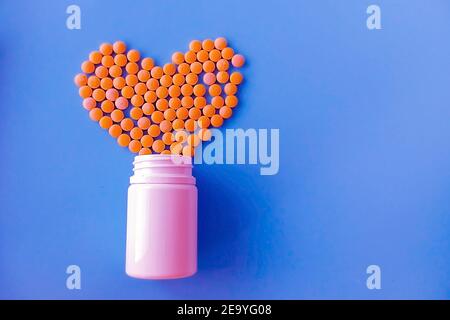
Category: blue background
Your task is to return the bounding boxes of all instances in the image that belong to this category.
[1,0,450,299]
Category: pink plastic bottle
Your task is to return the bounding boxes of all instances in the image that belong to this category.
[125,154,197,279]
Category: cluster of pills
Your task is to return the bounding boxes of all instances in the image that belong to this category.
[74,38,244,156]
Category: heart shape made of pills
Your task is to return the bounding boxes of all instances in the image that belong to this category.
[74,38,245,156]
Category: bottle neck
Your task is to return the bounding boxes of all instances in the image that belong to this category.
[130,155,195,185]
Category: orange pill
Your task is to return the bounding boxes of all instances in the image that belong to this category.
[169,97,181,109]
[188,107,201,120]
[163,63,176,76]
[87,76,100,88]
[142,102,155,115]
[190,62,203,74]
[181,96,194,108]
[194,96,207,109]
[144,91,157,103]
[160,75,172,87]
[113,41,127,54]
[121,86,134,99]
[89,108,103,121]
[137,117,151,130]
[79,85,92,98]
[184,118,197,132]
[89,51,103,65]
[99,43,113,55]
[168,85,181,98]
[229,73,243,86]
[219,106,233,119]
[126,74,139,86]
[160,120,172,133]
[135,82,147,96]
[148,124,161,137]
[193,84,206,96]
[210,114,224,127]
[184,51,197,64]
[114,54,128,67]
[146,78,159,91]
[141,57,154,70]
[99,116,113,129]
[170,142,183,154]
[176,107,189,120]
[137,70,150,82]
[187,134,200,147]
[128,140,142,153]
[224,83,237,95]
[198,128,212,141]
[109,124,122,138]
[113,77,126,89]
[225,95,238,108]
[208,84,222,96]
[231,54,245,68]
[106,87,120,101]
[203,60,215,73]
[172,119,185,131]
[164,108,177,121]
[139,148,152,155]
[156,86,168,99]
[83,97,96,110]
[216,71,229,84]
[182,145,195,157]
[81,61,95,73]
[209,49,221,62]
[202,104,215,117]
[140,135,154,148]
[100,77,113,90]
[74,73,87,87]
[131,95,144,107]
[152,140,165,153]
[172,52,185,65]
[93,88,106,101]
[221,47,234,60]
[185,73,198,85]
[216,59,229,71]
[117,133,131,147]
[172,74,185,86]
[197,50,209,63]
[130,107,144,120]
[189,40,202,52]
[101,100,115,113]
[102,55,114,68]
[177,63,190,75]
[175,131,188,143]
[127,49,141,63]
[202,39,215,51]
[181,84,193,96]
[151,110,164,124]
[212,96,224,108]
[121,118,134,131]
[95,66,109,78]
[111,109,124,122]
[126,62,139,75]
[130,127,143,140]
[203,72,216,85]
[214,37,227,50]
[156,98,169,111]
[151,66,163,79]
[198,115,211,128]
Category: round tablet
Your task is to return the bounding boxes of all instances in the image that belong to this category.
[169,97,181,109]
[81,61,95,73]
[117,134,131,147]
[203,60,215,73]
[99,116,113,129]
[87,76,100,88]
[144,91,157,103]
[120,118,134,131]
[151,66,163,79]
[82,97,96,110]
[168,85,181,98]
[152,140,165,153]
[130,107,143,120]
[224,83,237,95]
[126,74,139,87]
[214,37,227,50]
[156,98,169,111]
[202,104,215,117]
[135,82,147,96]
[185,73,198,85]
[181,96,194,108]
[160,120,172,133]
[131,95,144,107]
[130,127,143,140]
[202,39,215,51]
[95,66,108,78]
[193,84,206,96]
[137,70,150,82]
[170,142,182,154]
[164,108,177,121]
[230,72,243,84]
[151,111,164,124]
[113,77,126,89]
[184,51,197,64]
[109,124,122,138]
[115,97,129,110]
[163,63,176,76]
[177,63,190,75]
[211,96,224,108]
[231,54,245,68]
[175,131,188,143]
[111,109,124,122]
[216,59,229,71]
[89,108,103,121]
[198,128,212,141]
[99,43,113,55]
[203,73,216,85]
[172,52,185,65]
[126,62,139,75]
[127,49,141,63]
[101,56,114,67]
[198,116,211,128]
[196,50,209,63]
[209,49,221,62]
[210,114,224,127]
[140,135,154,148]
[225,95,238,108]
[173,74,185,86]
[114,54,128,67]
[148,124,161,137]
[106,88,119,101]
[172,119,184,131]
[188,107,201,120]
[74,73,87,87]
[190,62,203,74]
[208,84,221,96]
[89,51,102,64]
[156,86,168,99]
[142,102,155,115]
[216,71,229,84]
[121,86,134,99]
[181,84,193,96]
[189,40,202,52]
[113,41,127,54]
[137,117,151,130]
[101,100,115,113]
[221,47,234,60]
[182,145,194,157]
[141,57,154,70]
[194,96,207,109]
[128,140,142,153]
[146,78,159,91]
[176,107,189,120]
[219,106,233,119]
[139,148,152,155]
[100,77,113,90]
[92,88,106,102]
[79,85,92,98]
[160,75,172,87]
[185,119,197,132]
